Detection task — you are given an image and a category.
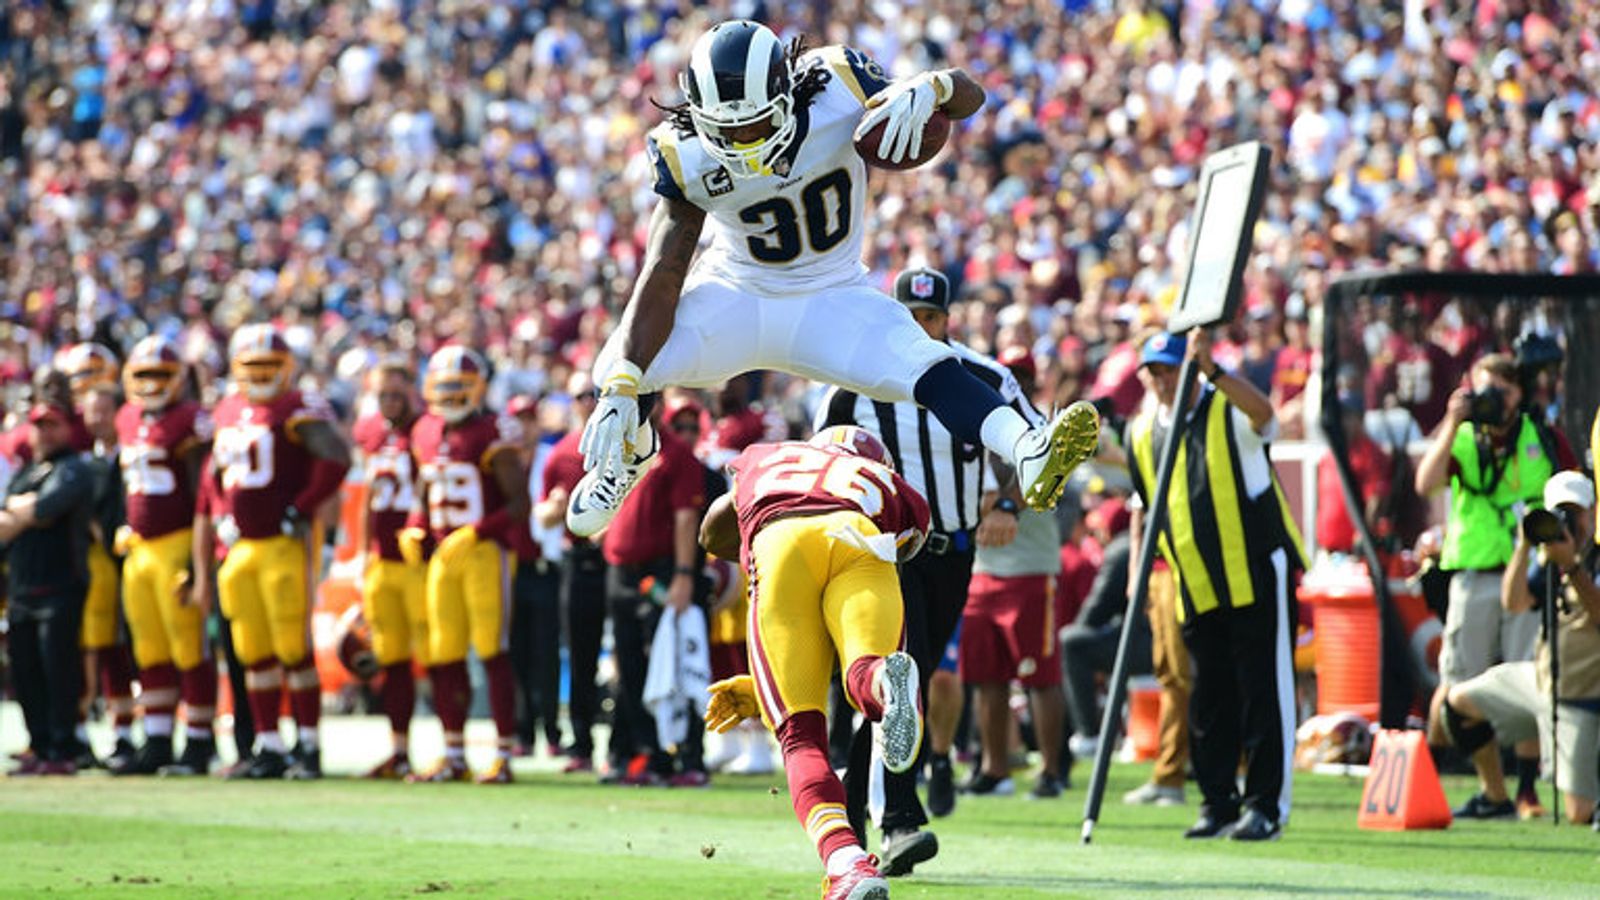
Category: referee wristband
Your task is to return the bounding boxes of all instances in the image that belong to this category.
[994,497,1020,516]
[674,565,696,577]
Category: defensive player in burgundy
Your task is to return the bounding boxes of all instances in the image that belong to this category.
[699,425,929,900]
[401,347,530,784]
[212,324,351,779]
[351,358,426,779]
[57,343,139,769]
[111,337,217,775]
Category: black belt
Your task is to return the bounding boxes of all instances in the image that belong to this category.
[921,530,972,557]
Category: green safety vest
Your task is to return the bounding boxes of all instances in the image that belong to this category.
[1441,417,1553,571]
[1128,387,1306,622]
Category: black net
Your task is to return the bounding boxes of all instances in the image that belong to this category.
[1318,271,1600,725]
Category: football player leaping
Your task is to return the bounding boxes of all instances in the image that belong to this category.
[700,425,929,900]
[212,324,352,779]
[569,20,1100,537]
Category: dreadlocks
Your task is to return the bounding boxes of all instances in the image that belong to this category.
[652,35,832,138]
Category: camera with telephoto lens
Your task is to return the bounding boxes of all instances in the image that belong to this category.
[1523,506,1581,545]
[1467,385,1507,425]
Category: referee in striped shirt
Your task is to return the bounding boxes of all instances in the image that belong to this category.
[816,267,1032,877]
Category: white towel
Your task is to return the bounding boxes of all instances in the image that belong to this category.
[643,605,712,751]
[825,523,900,563]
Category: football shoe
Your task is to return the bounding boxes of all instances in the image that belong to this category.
[873,652,922,775]
[820,855,890,900]
[1014,401,1100,512]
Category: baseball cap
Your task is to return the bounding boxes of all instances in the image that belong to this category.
[997,345,1036,380]
[1139,332,1187,369]
[1545,471,1594,510]
[894,268,951,313]
[28,403,70,426]
[506,394,538,418]
[662,396,704,426]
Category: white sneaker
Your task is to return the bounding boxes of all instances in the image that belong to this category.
[1068,733,1100,759]
[705,731,744,773]
[1123,781,1186,806]
[1013,401,1101,512]
[874,652,923,775]
[565,426,658,537]
[726,730,776,775]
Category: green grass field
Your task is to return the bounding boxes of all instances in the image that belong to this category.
[2,712,1597,898]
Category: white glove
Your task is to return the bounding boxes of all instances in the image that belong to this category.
[853,71,954,165]
[579,360,643,475]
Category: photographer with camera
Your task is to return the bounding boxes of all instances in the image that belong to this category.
[1416,353,1577,818]
[1440,472,1600,824]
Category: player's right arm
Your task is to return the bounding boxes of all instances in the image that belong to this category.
[614,195,706,375]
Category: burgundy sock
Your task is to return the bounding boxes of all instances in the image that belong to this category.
[429,661,469,735]
[382,662,416,737]
[101,646,136,725]
[844,655,886,721]
[285,662,321,730]
[180,663,218,729]
[482,654,518,742]
[777,711,858,861]
[246,662,281,740]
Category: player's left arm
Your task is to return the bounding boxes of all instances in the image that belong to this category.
[699,492,739,562]
[485,445,531,542]
[291,418,353,526]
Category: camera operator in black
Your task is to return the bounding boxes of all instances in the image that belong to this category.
[1441,472,1600,824]
[1416,353,1576,818]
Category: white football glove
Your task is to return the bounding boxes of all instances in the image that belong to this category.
[579,360,643,475]
[853,71,954,165]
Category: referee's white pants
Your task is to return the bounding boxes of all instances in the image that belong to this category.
[593,276,955,402]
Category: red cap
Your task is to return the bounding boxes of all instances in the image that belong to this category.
[1086,497,1130,537]
[506,394,538,418]
[998,345,1036,379]
[662,396,704,425]
[28,403,70,426]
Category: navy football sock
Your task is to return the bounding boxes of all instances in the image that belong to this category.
[913,358,1004,446]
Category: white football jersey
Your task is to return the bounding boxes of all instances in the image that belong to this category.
[645,46,893,296]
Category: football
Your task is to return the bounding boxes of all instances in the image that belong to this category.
[854,110,952,170]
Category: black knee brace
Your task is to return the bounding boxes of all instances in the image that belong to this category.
[1442,698,1496,755]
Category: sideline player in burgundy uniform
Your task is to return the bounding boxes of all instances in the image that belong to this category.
[699,425,929,900]
[57,343,140,768]
[111,337,216,775]
[400,347,529,784]
[212,324,351,779]
[352,358,425,779]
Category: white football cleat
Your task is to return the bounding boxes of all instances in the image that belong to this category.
[874,652,922,775]
[565,426,658,538]
[1014,400,1100,512]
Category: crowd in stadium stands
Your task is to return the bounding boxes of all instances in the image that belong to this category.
[2,0,1600,795]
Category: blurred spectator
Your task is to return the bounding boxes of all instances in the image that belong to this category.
[1316,394,1392,557]
[507,393,563,759]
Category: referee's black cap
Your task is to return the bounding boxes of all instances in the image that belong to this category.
[894,268,951,313]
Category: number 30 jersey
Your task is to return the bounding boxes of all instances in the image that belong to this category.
[728,441,929,565]
[115,401,212,540]
[353,414,417,563]
[212,389,333,540]
[646,46,893,296]
[410,411,519,544]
